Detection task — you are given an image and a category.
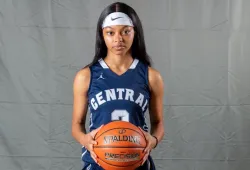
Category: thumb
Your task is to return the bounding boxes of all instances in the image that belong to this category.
[90,124,104,138]
[138,127,146,135]
[96,124,104,131]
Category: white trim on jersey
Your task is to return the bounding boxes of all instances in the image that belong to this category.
[89,113,93,128]
[86,164,92,170]
[98,58,109,68]
[98,58,139,69]
[81,148,88,159]
[129,59,139,69]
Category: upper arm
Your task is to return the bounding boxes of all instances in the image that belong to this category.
[148,67,164,124]
[71,67,91,132]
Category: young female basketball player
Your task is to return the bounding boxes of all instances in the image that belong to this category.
[71,2,164,170]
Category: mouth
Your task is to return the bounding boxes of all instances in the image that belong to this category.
[113,45,126,50]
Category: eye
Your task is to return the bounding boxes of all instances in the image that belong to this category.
[106,31,114,35]
[122,30,131,35]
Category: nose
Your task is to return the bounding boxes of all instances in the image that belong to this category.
[114,33,123,42]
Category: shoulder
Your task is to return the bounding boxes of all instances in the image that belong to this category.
[148,66,164,91]
[148,67,163,83]
[73,66,91,93]
[74,66,91,82]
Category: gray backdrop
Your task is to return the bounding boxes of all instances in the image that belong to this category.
[0,0,250,170]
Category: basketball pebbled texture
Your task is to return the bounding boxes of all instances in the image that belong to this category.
[93,121,147,170]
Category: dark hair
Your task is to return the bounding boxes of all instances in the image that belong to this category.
[89,2,152,66]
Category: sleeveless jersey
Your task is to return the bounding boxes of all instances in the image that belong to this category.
[81,58,151,163]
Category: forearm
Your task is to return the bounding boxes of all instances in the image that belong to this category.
[72,123,86,146]
[150,120,164,142]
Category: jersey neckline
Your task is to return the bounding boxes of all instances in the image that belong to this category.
[98,58,139,77]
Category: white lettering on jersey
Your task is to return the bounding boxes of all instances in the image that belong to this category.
[117,88,125,100]
[105,89,116,101]
[135,93,144,107]
[90,98,98,110]
[96,92,106,105]
[142,99,148,111]
[125,89,134,101]
[90,88,148,111]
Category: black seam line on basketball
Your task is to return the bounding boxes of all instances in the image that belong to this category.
[98,156,143,168]
[94,127,144,140]
[93,146,145,148]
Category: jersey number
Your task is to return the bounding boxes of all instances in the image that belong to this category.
[111,110,129,122]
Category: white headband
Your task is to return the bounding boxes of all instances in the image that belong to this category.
[102,12,134,28]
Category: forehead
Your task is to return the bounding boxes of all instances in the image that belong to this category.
[103,25,133,30]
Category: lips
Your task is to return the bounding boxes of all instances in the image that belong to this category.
[113,45,126,50]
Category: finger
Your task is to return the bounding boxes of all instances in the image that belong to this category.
[90,153,97,163]
[141,132,149,153]
[144,144,151,153]
[143,137,151,153]
[91,152,101,166]
[90,150,97,158]
[141,152,149,165]
[89,145,97,158]
[144,149,150,158]
[141,153,147,165]
[91,140,97,145]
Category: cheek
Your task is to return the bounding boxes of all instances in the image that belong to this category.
[104,36,113,48]
[127,34,135,44]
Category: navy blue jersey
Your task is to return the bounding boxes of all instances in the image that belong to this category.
[81,58,151,163]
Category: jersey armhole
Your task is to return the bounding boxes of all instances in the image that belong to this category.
[146,66,152,96]
[146,66,150,87]
[87,66,93,99]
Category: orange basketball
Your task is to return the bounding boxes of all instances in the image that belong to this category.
[93,121,147,170]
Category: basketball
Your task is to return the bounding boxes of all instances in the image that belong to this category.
[93,121,147,170]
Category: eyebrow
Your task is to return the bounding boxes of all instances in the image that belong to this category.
[105,26,130,29]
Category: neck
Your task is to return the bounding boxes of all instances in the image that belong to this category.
[105,51,133,69]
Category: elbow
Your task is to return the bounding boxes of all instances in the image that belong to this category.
[152,119,164,129]
[71,126,76,138]
[71,123,79,139]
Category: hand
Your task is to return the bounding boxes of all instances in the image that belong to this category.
[139,127,157,166]
[81,125,103,165]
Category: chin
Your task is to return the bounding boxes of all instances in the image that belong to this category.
[112,50,127,56]
[114,52,125,55]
